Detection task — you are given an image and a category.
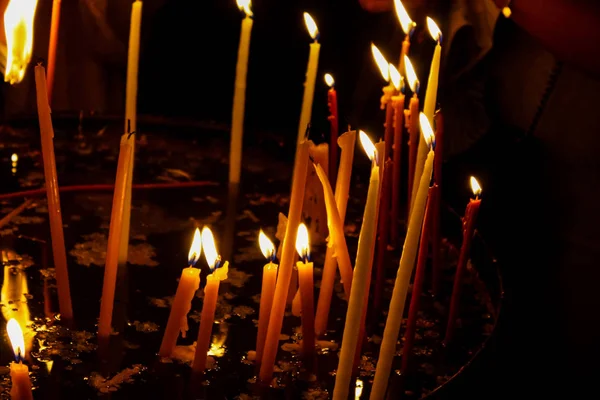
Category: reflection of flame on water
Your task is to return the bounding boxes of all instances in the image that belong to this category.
[207,322,228,357]
[355,378,364,399]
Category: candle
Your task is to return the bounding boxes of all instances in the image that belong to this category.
[296,13,321,147]
[255,230,278,366]
[371,113,435,400]
[401,187,433,374]
[393,0,415,76]
[305,141,329,244]
[443,177,482,346]
[391,71,405,246]
[325,73,339,186]
[333,132,381,400]
[431,111,444,295]
[409,18,442,218]
[119,0,143,268]
[98,136,134,343]
[371,44,395,162]
[229,0,254,184]
[314,131,356,337]
[34,65,73,325]
[295,223,316,363]
[3,0,39,84]
[192,227,230,374]
[404,55,420,218]
[46,0,62,103]
[259,142,310,383]
[7,319,33,400]
[373,159,393,315]
[158,228,202,358]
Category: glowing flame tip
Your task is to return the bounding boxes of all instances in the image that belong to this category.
[304,12,319,40]
[201,227,221,271]
[371,43,389,82]
[188,228,202,266]
[359,131,377,162]
[404,55,419,93]
[236,0,252,16]
[259,230,275,260]
[470,176,482,197]
[295,223,310,261]
[324,73,334,87]
[7,318,25,360]
[3,0,40,84]
[389,64,402,91]
[419,113,435,148]
[426,17,442,42]
[394,0,414,35]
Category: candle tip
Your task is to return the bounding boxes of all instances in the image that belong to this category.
[188,228,202,266]
[470,176,482,197]
[394,0,414,35]
[295,223,310,262]
[303,12,319,40]
[419,113,435,148]
[259,230,276,261]
[201,227,222,271]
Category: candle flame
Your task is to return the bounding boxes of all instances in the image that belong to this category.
[371,43,389,82]
[404,55,419,94]
[258,230,275,260]
[470,176,482,197]
[201,227,221,271]
[3,0,39,84]
[359,130,377,162]
[304,12,319,40]
[426,17,442,42]
[324,73,334,88]
[502,6,512,18]
[355,379,364,399]
[419,112,435,148]
[389,64,402,91]
[394,0,414,35]
[7,318,24,360]
[236,0,252,17]
[11,153,18,163]
[295,223,310,261]
[188,228,202,266]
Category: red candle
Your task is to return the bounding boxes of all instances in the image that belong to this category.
[443,177,482,346]
[401,187,433,373]
[47,0,62,104]
[391,86,406,246]
[431,111,444,295]
[325,73,339,187]
[404,55,420,219]
[373,159,393,316]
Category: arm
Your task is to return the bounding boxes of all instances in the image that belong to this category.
[499,0,600,75]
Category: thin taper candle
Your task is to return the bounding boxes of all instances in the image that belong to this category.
[296,13,320,147]
[46,0,62,103]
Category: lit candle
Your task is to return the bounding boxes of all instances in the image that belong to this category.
[158,228,202,357]
[305,141,329,244]
[371,44,395,162]
[295,223,315,363]
[390,69,405,246]
[119,0,143,268]
[98,135,134,343]
[394,0,415,76]
[47,0,62,103]
[258,141,310,383]
[3,0,39,84]
[325,73,339,186]
[314,130,356,337]
[333,132,381,400]
[296,12,321,147]
[371,113,435,400]
[443,177,482,346]
[7,319,33,400]
[229,0,254,184]
[409,17,442,218]
[192,227,230,374]
[255,230,278,367]
[34,64,73,325]
[404,55,420,218]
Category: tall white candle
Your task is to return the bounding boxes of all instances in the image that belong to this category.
[229,0,254,184]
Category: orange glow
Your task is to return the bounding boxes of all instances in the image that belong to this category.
[419,112,435,148]
[389,64,402,91]
[426,17,442,42]
[404,55,419,94]
[188,228,202,266]
[394,0,414,35]
[236,0,252,17]
[3,0,39,84]
[7,318,24,359]
[201,227,220,270]
[470,176,482,197]
[259,230,275,260]
[303,12,319,40]
[359,130,377,162]
[324,73,334,87]
[295,223,310,260]
[371,43,389,82]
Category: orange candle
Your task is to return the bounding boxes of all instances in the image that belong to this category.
[314,131,356,337]
[255,230,278,366]
[158,228,202,358]
[7,319,33,400]
[259,141,310,384]
[404,55,420,218]
[393,0,415,76]
[34,65,73,326]
[98,136,134,343]
[192,227,229,374]
[391,81,405,246]
[46,0,62,104]
[295,223,315,362]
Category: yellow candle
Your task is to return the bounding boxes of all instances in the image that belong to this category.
[192,227,229,374]
[229,0,254,184]
[296,13,321,147]
[158,228,202,357]
[98,136,134,342]
[393,0,415,76]
[259,142,310,383]
[371,113,435,400]
[34,65,73,325]
[255,230,278,366]
[119,0,143,267]
[333,132,381,400]
[295,223,316,361]
[7,319,33,400]
[305,141,329,244]
[410,18,441,216]
[314,131,355,336]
